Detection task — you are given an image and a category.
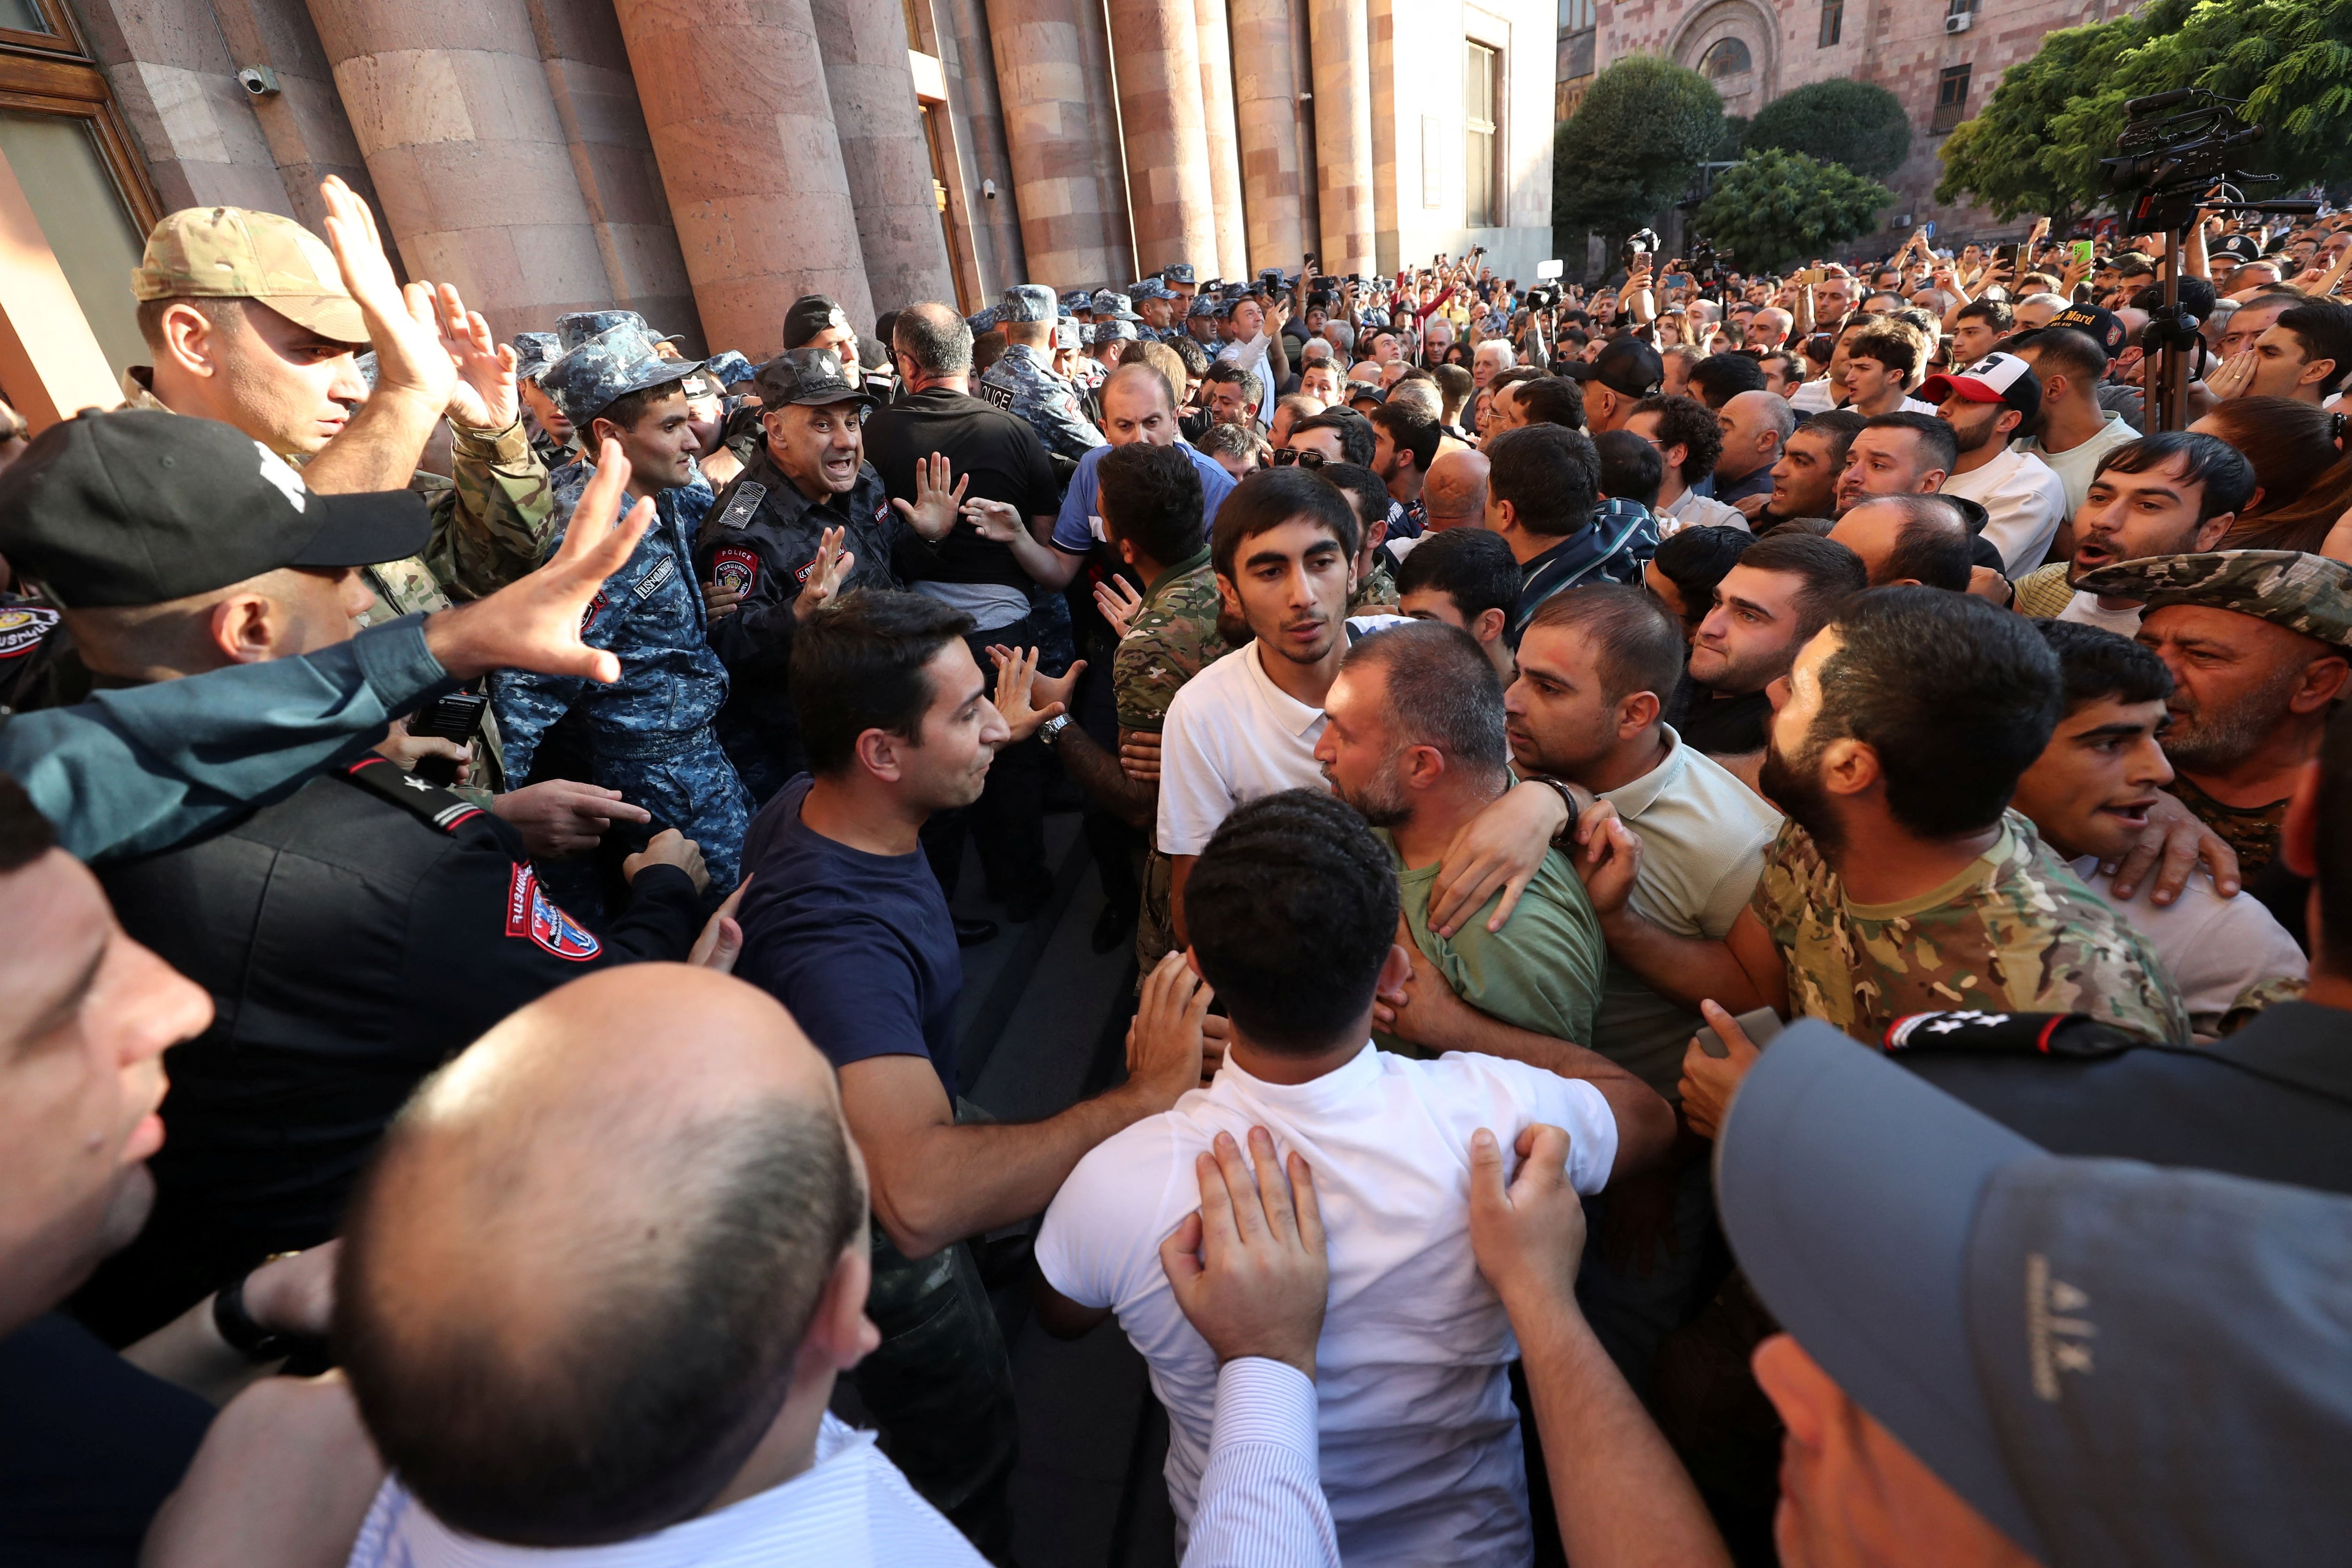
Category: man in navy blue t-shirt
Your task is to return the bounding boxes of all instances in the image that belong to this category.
[734,589,1203,1559]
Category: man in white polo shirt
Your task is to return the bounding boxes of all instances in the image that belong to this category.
[1925,351,2068,576]
[1035,789,1669,1567]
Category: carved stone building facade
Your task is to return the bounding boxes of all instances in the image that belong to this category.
[0,0,1556,423]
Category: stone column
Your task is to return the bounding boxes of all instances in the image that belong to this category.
[1226,0,1304,274]
[934,0,1028,294]
[302,0,613,327]
[987,0,1126,290]
[609,0,872,355]
[1102,0,1215,276]
[1304,0,1373,275]
[1192,0,1248,279]
[810,0,957,313]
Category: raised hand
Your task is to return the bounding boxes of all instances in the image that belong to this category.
[318,175,455,417]
[1094,574,1145,639]
[892,452,969,540]
[790,525,856,619]
[986,644,1085,742]
[437,286,519,432]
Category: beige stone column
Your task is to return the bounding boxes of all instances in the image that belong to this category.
[609,0,873,355]
[987,0,1126,290]
[1192,0,1248,279]
[934,0,1029,294]
[303,0,614,327]
[1304,0,1373,275]
[1103,0,1216,276]
[809,0,957,312]
[1227,0,1305,274]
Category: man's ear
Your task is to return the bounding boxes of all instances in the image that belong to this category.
[1472,606,1508,646]
[1215,572,1243,619]
[852,726,906,784]
[1617,689,1662,739]
[206,590,285,666]
[2193,509,2237,551]
[155,300,223,379]
[1377,941,1413,995]
[803,1244,880,1373]
[1819,735,1882,799]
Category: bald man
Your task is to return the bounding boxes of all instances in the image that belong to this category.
[337,965,990,1564]
[1422,448,1490,532]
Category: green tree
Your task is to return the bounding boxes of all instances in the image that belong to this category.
[1939,0,2352,226]
[1554,56,1724,257]
[1742,80,1911,180]
[1691,148,1895,273]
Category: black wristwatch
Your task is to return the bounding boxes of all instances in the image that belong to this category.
[1528,775,1581,848]
[213,1258,299,1362]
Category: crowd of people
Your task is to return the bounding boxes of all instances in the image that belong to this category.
[3,169,2352,1568]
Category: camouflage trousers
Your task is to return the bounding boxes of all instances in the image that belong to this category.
[1136,844,1176,976]
[855,1220,1019,1564]
[588,724,751,897]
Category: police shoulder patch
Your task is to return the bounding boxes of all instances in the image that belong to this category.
[711,547,758,594]
[0,604,59,659]
[714,481,767,533]
[503,862,602,960]
[337,756,484,834]
[978,379,1017,412]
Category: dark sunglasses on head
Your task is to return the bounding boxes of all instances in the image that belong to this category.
[1271,447,1328,469]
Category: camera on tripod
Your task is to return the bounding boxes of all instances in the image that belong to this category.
[1687,236,1733,288]
[2098,88,2288,233]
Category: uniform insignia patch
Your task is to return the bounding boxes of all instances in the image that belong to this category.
[632,554,676,600]
[712,547,758,594]
[715,482,767,533]
[0,605,58,659]
[505,863,602,960]
[581,589,609,634]
[978,380,1016,411]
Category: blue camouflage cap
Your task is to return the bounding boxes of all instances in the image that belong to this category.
[703,350,757,389]
[510,332,562,383]
[556,309,674,352]
[1053,316,1081,352]
[1091,290,1143,322]
[1091,318,1136,342]
[543,322,704,429]
[1001,284,1058,324]
[1128,278,1178,302]
[966,305,1002,334]
[1186,294,1221,319]
[1059,289,1094,314]
[1160,263,1196,286]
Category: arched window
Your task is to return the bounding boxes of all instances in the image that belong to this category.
[1700,37,1753,79]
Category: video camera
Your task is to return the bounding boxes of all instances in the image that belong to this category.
[2098,88,2317,234]
[1687,236,1734,288]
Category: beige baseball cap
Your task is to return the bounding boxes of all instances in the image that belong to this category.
[132,207,367,346]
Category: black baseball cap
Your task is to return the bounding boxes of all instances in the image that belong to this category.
[0,409,428,608]
[1721,1024,2352,1567]
[780,294,854,351]
[755,347,876,411]
[2045,302,2126,359]
[1557,337,1664,398]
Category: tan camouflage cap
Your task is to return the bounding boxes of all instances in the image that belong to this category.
[2071,549,2352,648]
[132,207,366,345]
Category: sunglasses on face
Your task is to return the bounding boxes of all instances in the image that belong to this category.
[1271,447,1328,469]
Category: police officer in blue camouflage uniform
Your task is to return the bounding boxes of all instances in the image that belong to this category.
[977,283,1106,467]
[1184,289,1224,350]
[1089,289,1144,336]
[1127,276,1183,342]
[694,347,958,801]
[1159,260,1198,308]
[490,323,752,892]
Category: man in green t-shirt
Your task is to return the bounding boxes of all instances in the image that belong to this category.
[1315,620,1624,1088]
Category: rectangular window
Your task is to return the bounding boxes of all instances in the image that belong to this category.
[1818,0,1843,47]
[1464,40,1497,229]
[1932,63,1973,133]
[1556,0,1593,30]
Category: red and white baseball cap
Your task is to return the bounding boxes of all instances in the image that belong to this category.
[1919,351,2042,421]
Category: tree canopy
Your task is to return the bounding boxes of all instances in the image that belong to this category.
[1742,80,1911,181]
[1939,0,2352,225]
[1691,148,1895,273]
[1554,56,1725,251]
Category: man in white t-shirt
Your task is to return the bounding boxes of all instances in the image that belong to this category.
[2012,619,2304,1039]
[1924,352,2068,575]
[2010,324,2139,527]
[1035,789,1669,1567]
[2009,432,2254,634]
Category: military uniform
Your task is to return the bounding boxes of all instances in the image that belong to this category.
[1112,548,1232,970]
[1351,559,1399,611]
[1750,810,2190,1046]
[976,284,1106,464]
[2072,550,2352,881]
[490,324,751,891]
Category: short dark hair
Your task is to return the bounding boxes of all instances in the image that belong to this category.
[1184,789,1400,1053]
[1172,335,1211,377]
[1512,376,1587,430]
[1525,582,1686,707]
[1631,394,1722,487]
[1861,410,1958,475]
[2008,326,2108,384]
[892,303,973,376]
[1202,360,1263,408]
[338,1096,863,1545]
[595,376,690,434]
[1844,319,1922,381]
[1292,408,1376,466]
[1853,494,1971,591]
[790,590,974,774]
[1433,363,1473,419]
[1342,620,1509,782]
[1594,429,1662,509]
[2033,618,2173,715]
[2095,432,2257,525]
[2277,301,2352,396]
[0,771,55,874]
[1367,402,1441,472]
[1098,441,1207,569]
[1954,297,2014,333]
[1485,423,1599,539]
[1737,531,1868,643]
[1394,526,1519,624]
[1210,467,1358,581]
[1811,587,2062,837]
[1688,352,1767,409]
[1319,462,1390,543]
[1648,524,1755,628]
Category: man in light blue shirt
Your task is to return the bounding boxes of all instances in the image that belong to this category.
[1047,360,1237,576]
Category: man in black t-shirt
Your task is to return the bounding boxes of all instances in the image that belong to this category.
[865,302,1069,920]
[1672,533,1865,782]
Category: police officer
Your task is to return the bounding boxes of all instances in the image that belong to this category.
[782,293,860,361]
[1159,260,1199,308]
[0,411,713,1345]
[977,284,1107,466]
[1185,289,1224,349]
[491,324,753,892]
[693,348,963,802]
[1127,276,1182,342]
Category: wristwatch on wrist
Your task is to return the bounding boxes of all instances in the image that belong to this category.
[1038,714,1072,748]
[1529,775,1581,848]
[212,1254,301,1362]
